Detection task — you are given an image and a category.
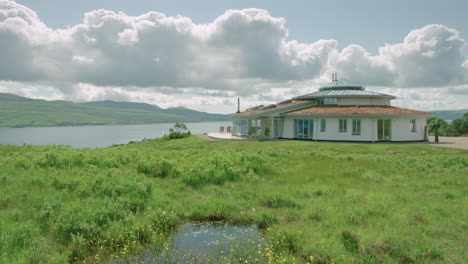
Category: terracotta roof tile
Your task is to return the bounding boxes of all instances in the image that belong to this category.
[288,106,433,115]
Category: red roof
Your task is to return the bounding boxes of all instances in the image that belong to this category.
[232,100,306,116]
[288,106,433,115]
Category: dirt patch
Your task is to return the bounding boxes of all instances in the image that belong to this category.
[422,136,468,150]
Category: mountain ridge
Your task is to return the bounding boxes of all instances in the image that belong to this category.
[0,93,230,128]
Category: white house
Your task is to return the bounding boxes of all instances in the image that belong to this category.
[232,78,432,142]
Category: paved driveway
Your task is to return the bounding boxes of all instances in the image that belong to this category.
[422,136,468,150]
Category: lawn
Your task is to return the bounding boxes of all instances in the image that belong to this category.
[0,137,466,263]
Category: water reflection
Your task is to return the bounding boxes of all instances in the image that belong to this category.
[109,222,268,264]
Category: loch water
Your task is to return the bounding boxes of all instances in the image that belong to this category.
[0,122,231,148]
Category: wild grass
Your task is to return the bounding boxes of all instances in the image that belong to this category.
[0,136,466,263]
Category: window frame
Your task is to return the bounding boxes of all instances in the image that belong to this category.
[295,119,313,138]
[338,119,347,132]
[352,119,361,135]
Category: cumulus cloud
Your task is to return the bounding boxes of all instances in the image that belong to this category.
[0,0,467,112]
[380,24,467,87]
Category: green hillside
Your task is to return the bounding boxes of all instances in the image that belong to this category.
[82,100,162,111]
[0,93,230,127]
[431,109,468,121]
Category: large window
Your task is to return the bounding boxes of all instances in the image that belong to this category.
[320,119,326,132]
[378,120,391,141]
[352,119,361,135]
[410,119,416,132]
[295,119,313,138]
[339,119,347,132]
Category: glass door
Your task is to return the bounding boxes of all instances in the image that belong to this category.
[273,118,279,137]
[377,120,391,141]
[295,120,313,139]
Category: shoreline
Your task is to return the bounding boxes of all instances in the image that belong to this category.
[0,120,231,129]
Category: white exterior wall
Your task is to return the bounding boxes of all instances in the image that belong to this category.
[281,116,428,141]
[338,97,390,106]
[315,117,374,141]
[282,118,295,138]
[390,116,427,141]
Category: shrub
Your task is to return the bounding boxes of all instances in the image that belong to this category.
[38,152,62,168]
[150,210,179,234]
[137,159,178,178]
[168,123,191,139]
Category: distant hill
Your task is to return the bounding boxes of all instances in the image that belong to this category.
[82,100,162,111]
[82,100,228,122]
[0,93,230,128]
[431,109,468,121]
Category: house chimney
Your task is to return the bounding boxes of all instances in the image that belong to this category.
[237,97,240,113]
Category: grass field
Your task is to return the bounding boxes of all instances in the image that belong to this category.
[0,137,466,263]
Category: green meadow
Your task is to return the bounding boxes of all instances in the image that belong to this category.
[0,137,466,263]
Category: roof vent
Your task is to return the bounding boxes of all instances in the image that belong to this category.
[332,72,338,82]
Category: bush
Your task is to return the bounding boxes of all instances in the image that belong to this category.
[168,123,191,139]
[137,159,179,178]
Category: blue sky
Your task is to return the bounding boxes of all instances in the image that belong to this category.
[1,0,467,112]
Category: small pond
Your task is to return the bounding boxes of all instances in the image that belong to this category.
[107,222,269,264]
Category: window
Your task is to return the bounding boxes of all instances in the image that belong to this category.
[295,119,313,138]
[320,119,326,132]
[352,119,361,135]
[410,119,416,132]
[324,97,337,105]
[318,98,338,105]
[339,119,347,132]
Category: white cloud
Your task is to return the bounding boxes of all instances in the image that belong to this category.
[0,0,467,112]
[380,24,467,87]
[72,55,94,64]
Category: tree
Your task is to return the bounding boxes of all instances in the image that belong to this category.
[428,117,445,142]
[168,123,191,139]
[450,113,468,136]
